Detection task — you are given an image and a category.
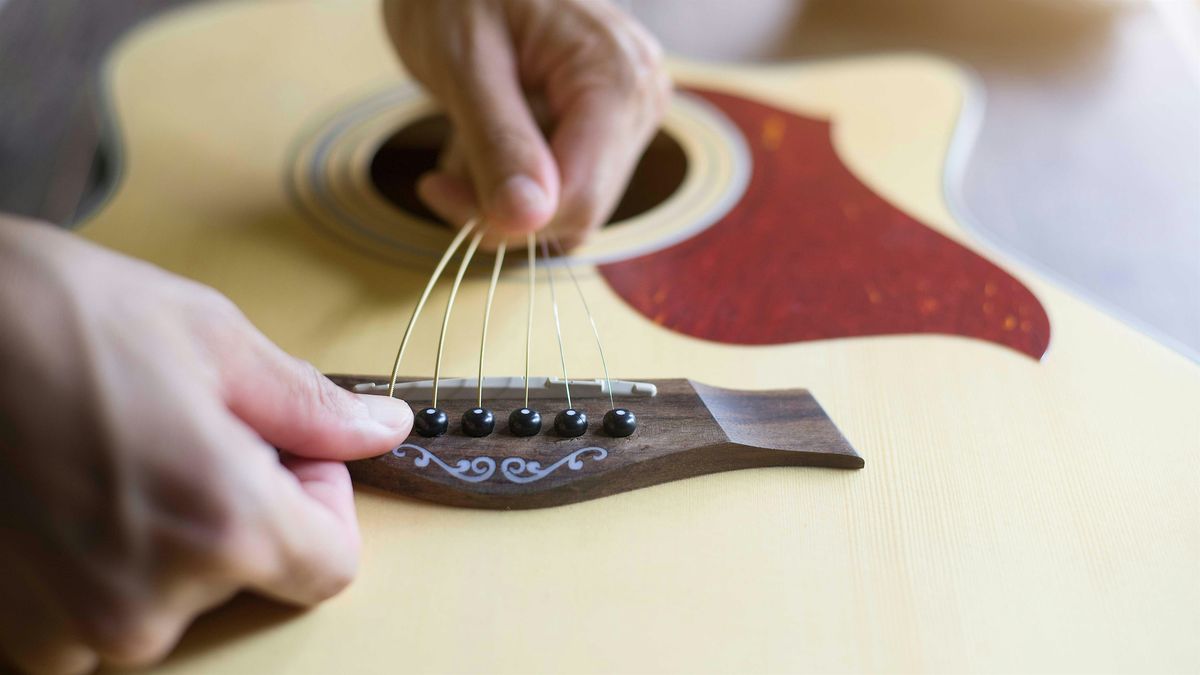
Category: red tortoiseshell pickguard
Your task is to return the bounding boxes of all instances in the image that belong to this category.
[598,89,1051,359]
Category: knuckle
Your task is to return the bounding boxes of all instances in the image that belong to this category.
[296,360,350,417]
[604,51,645,93]
[593,26,666,99]
[182,285,248,344]
[633,28,666,75]
[477,124,542,172]
[197,288,245,326]
[282,359,364,441]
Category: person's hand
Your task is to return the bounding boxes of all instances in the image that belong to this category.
[0,217,413,674]
[384,0,671,249]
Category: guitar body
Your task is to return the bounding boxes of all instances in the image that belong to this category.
[79,1,1199,672]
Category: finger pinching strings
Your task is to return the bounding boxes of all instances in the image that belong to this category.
[413,228,486,437]
[387,219,479,399]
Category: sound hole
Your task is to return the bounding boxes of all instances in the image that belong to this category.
[368,115,688,227]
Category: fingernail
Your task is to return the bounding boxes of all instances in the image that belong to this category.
[359,394,413,433]
[494,175,553,228]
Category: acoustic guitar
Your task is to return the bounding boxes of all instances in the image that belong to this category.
[78,0,1199,672]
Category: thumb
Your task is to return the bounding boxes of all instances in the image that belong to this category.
[438,16,559,234]
[218,327,413,460]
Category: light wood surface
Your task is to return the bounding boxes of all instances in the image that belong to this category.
[78,1,1199,672]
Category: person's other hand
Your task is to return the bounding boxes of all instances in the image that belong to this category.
[0,217,413,674]
[385,0,671,250]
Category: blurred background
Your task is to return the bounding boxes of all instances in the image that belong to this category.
[0,0,1197,357]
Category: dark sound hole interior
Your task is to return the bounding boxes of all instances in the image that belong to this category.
[368,115,688,227]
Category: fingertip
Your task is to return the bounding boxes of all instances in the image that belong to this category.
[358,394,413,450]
[488,174,556,233]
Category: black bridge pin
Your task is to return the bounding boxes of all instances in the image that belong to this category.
[461,407,495,437]
[554,408,588,438]
[414,407,449,437]
[508,407,542,437]
[602,408,637,437]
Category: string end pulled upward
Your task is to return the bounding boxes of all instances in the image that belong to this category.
[386,219,479,398]
[431,229,486,408]
[547,232,616,411]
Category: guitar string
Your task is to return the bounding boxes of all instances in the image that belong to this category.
[523,232,536,409]
[386,225,603,413]
[387,218,478,398]
[547,232,616,411]
[541,236,572,410]
[431,229,486,408]
[476,239,507,408]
